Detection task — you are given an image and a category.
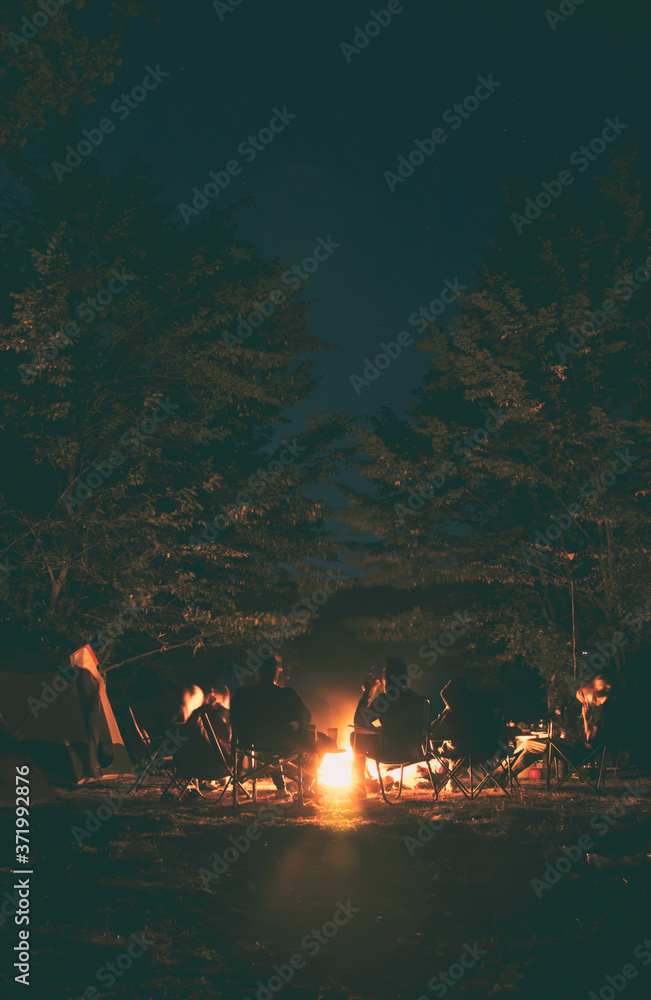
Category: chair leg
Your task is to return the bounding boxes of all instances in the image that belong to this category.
[160,774,176,797]
[297,753,303,806]
[425,758,439,799]
[177,778,196,803]
[130,752,162,794]
[597,747,607,793]
[375,758,392,805]
[395,765,405,800]
[216,776,232,804]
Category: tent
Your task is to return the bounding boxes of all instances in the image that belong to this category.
[0,711,57,806]
[0,644,133,786]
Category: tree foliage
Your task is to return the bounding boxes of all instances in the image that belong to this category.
[338,152,651,697]
[0,3,344,667]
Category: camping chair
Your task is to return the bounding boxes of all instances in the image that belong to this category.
[158,709,254,804]
[231,723,318,809]
[546,721,607,794]
[350,697,436,804]
[430,737,513,798]
[126,707,178,794]
[429,702,513,799]
[190,708,252,806]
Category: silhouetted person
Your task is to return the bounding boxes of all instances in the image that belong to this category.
[351,658,422,796]
[429,678,499,790]
[199,684,231,747]
[231,656,314,799]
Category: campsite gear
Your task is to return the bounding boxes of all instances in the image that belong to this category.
[546,721,607,794]
[429,699,513,799]
[350,696,436,804]
[126,706,179,794]
[0,645,133,785]
[230,722,318,808]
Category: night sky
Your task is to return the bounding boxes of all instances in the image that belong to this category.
[65,0,650,430]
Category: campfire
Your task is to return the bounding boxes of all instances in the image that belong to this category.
[318,748,423,791]
[319,748,354,788]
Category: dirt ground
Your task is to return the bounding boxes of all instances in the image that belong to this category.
[1,773,650,1000]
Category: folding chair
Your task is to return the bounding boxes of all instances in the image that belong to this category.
[159,708,256,804]
[351,697,437,804]
[196,708,253,806]
[546,721,607,794]
[231,724,317,810]
[429,701,514,800]
[430,737,513,799]
[125,706,178,795]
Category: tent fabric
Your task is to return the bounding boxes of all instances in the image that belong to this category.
[0,712,57,806]
[0,644,133,786]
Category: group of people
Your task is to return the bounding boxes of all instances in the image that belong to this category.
[164,653,618,800]
[169,657,337,799]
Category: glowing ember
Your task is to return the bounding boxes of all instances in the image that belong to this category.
[319,748,353,788]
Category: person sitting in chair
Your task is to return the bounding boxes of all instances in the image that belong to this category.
[509,674,612,779]
[429,678,472,764]
[169,683,231,794]
[231,655,322,800]
[351,658,422,796]
[429,677,499,790]
[200,684,231,747]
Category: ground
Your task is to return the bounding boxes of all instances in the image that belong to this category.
[1,773,650,1000]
